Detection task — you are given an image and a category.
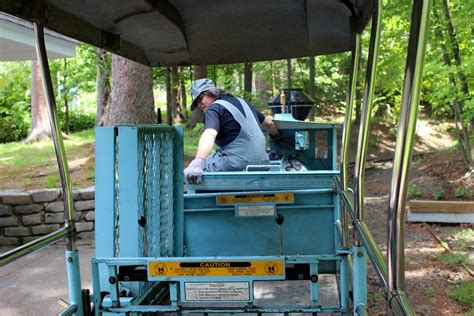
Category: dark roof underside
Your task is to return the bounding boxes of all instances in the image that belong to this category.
[0,0,373,66]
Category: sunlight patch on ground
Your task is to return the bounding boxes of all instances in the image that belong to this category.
[416,120,454,150]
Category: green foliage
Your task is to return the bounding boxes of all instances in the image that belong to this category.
[407,183,422,199]
[432,187,445,200]
[453,228,474,241]
[62,111,96,133]
[0,61,32,143]
[437,252,468,265]
[46,175,58,189]
[449,281,474,309]
[454,186,471,198]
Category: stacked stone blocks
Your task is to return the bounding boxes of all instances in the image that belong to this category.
[0,186,95,246]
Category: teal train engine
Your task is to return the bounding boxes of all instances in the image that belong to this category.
[93,91,367,314]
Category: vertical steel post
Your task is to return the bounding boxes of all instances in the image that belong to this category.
[352,246,367,314]
[353,0,382,222]
[340,34,360,247]
[33,22,76,250]
[387,0,431,296]
[65,251,83,315]
[34,21,82,315]
[95,127,118,291]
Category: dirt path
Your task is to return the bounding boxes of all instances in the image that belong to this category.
[364,195,472,314]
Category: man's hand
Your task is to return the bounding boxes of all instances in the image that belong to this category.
[184,157,206,184]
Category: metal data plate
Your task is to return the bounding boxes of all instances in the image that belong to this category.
[148,259,285,281]
[216,192,294,205]
[184,282,250,301]
[236,205,275,217]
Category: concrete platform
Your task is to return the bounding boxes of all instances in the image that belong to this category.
[0,242,93,316]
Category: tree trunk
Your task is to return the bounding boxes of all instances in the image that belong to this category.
[441,0,469,96]
[62,58,70,134]
[106,55,156,125]
[433,4,472,165]
[95,48,111,126]
[308,56,317,120]
[194,65,207,80]
[187,65,207,129]
[171,66,185,124]
[25,60,51,143]
[441,0,472,131]
[287,59,292,88]
[165,67,172,125]
[179,70,189,121]
[222,65,232,90]
[244,63,252,100]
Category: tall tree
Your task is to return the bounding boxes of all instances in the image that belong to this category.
[171,66,185,124]
[179,67,189,122]
[440,0,472,131]
[287,59,292,88]
[106,55,156,125]
[187,65,207,128]
[308,56,316,120]
[244,63,253,100]
[95,48,111,125]
[25,60,50,143]
[165,67,172,125]
[433,2,471,165]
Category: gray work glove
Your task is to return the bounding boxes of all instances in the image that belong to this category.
[184,157,206,184]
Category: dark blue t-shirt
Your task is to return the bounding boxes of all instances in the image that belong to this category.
[204,94,265,148]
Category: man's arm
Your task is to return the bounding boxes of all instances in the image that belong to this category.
[184,128,218,184]
[261,115,280,136]
[195,128,218,159]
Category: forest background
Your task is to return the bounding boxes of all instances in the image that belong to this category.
[0,0,472,163]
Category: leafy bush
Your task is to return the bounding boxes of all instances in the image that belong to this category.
[0,115,29,143]
[432,187,445,200]
[62,111,96,133]
[455,186,471,198]
[407,183,422,199]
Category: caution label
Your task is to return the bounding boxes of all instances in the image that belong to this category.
[185,282,250,301]
[216,192,294,205]
[148,260,284,278]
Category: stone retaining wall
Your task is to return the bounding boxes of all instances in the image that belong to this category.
[0,187,95,246]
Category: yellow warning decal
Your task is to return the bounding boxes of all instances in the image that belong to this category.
[216,193,294,205]
[149,260,284,277]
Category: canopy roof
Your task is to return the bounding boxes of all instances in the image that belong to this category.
[0,0,373,66]
[0,13,76,61]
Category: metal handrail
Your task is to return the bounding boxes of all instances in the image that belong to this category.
[0,226,72,266]
[33,20,77,252]
[387,0,431,295]
[353,0,382,222]
[337,179,415,315]
[340,34,361,247]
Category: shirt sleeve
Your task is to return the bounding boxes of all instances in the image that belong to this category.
[204,103,221,133]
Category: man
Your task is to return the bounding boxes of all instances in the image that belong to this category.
[185,78,279,183]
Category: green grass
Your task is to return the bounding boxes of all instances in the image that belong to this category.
[0,129,94,168]
[183,123,204,161]
[0,127,203,190]
[437,252,469,265]
[449,281,474,310]
[0,129,95,190]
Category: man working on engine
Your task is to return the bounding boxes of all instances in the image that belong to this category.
[185,78,280,184]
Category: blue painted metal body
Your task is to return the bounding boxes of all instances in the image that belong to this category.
[65,250,82,316]
[93,120,367,314]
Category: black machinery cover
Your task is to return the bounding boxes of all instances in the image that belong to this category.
[268,89,315,121]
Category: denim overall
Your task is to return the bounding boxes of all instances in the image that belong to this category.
[205,98,269,171]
